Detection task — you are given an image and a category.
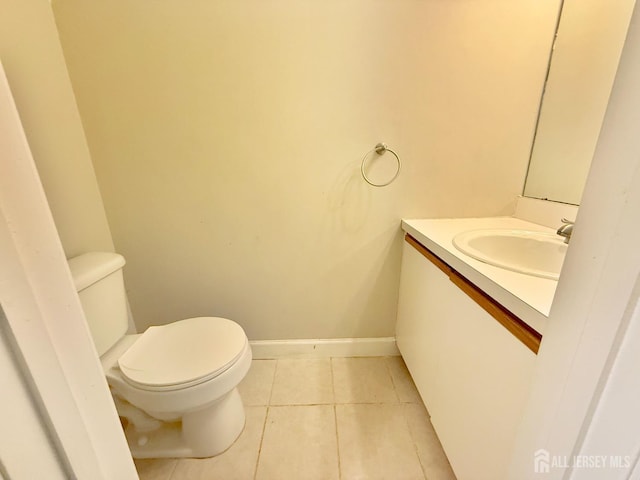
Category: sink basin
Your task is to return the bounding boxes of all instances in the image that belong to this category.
[452,229,568,280]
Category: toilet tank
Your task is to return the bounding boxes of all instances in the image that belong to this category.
[67,252,129,356]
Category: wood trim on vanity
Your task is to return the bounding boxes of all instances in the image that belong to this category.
[405,234,543,354]
[449,271,542,354]
[405,234,452,276]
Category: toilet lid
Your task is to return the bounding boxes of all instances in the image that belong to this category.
[118,317,247,390]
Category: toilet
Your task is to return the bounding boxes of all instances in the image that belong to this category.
[68,252,252,459]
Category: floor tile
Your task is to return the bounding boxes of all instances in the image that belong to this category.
[270,358,334,405]
[255,405,339,480]
[386,356,423,404]
[336,403,425,480]
[403,403,457,480]
[170,406,267,480]
[133,358,456,480]
[133,458,177,480]
[237,359,276,406]
[332,357,398,404]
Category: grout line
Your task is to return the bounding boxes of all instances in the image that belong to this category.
[400,403,429,480]
[166,459,179,480]
[263,400,412,407]
[383,356,401,403]
[253,406,270,480]
[254,359,279,480]
[267,358,278,406]
[253,356,426,480]
[330,357,337,405]
[333,404,342,480]
[330,357,342,480]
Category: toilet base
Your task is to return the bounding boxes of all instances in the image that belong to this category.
[125,387,246,459]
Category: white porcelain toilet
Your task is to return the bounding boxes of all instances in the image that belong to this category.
[68,252,252,459]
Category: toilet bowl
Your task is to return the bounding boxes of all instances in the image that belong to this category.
[68,253,252,458]
[103,317,252,458]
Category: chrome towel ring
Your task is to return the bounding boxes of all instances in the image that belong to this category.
[360,143,401,187]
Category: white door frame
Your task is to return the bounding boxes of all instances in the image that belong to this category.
[510,1,640,478]
[0,62,138,479]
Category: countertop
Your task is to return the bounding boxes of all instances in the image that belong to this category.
[402,217,561,334]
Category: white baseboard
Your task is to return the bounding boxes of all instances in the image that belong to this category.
[249,337,399,359]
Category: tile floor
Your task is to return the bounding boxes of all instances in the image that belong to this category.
[135,356,457,480]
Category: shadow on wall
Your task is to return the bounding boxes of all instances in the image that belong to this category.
[326,145,402,234]
[326,156,372,234]
[343,227,405,337]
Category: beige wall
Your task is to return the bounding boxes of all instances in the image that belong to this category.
[0,0,113,257]
[52,0,560,339]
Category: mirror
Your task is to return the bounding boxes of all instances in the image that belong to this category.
[523,0,635,205]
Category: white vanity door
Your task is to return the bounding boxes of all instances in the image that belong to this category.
[396,240,450,410]
[396,239,537,480]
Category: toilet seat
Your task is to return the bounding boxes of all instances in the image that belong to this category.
[118,317,247,391]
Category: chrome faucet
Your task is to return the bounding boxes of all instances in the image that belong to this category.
[556,218,575,244]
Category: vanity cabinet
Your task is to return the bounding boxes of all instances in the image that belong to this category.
[396,235,539,480]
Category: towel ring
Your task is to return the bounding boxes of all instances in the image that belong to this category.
[361,143,401,187]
